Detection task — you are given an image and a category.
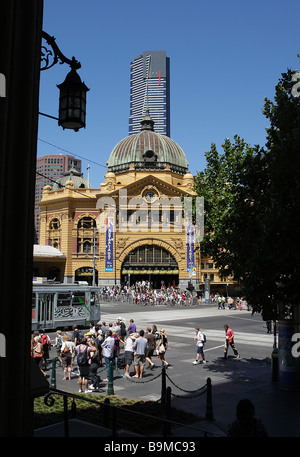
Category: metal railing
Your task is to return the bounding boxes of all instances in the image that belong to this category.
[44,360,221,437]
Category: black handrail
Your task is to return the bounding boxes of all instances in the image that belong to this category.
[43,379,221,438]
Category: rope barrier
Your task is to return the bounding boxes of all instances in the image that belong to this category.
[165,371,207,394]
[52,355,214,423]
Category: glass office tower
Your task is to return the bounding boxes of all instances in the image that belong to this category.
[129,51,170,136]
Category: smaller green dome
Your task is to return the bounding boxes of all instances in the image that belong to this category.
[52,167,91,190]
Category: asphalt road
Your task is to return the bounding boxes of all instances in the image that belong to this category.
[44,301,275,435]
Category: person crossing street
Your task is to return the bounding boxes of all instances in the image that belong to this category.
[223,324,240,359]
[193,327,207,364]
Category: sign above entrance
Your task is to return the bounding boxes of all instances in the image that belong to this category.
[122,269,179,275]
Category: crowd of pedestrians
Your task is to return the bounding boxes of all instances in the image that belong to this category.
[31,318,172,393]
[99,282,251,312]
[212,294,250,311]
[31,315,243,387]
[100,281,195,306]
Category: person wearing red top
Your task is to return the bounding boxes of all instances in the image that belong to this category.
[223,324,240,359]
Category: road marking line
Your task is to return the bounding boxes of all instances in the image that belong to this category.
[203,345,224,352]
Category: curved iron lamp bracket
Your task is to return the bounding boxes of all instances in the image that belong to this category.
[41,31,81,71]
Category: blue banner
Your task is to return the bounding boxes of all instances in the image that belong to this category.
[187,222,195,272]
[105,218,114,272]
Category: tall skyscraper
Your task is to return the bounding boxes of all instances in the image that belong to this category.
[34,154,81,243]
[129,50,170,137]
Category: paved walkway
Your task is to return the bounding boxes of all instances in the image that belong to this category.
[38,304,300,437]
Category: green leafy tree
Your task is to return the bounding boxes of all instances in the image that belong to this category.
[195,66,300,318]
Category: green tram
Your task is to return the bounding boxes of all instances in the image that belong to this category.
[32,282,101,331]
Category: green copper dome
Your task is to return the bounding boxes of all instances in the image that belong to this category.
[52,166,91,190]
[107,111,189,175]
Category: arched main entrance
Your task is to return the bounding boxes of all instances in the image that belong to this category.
[121,244,179,289]
[75,266,98,286]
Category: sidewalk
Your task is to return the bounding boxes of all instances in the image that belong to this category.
[44,354,300,438]
[171,357,300,438]
[40,304,300,438]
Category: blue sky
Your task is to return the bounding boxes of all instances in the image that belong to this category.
[38,0,300,188]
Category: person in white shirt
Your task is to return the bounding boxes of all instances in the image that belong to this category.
[101,330,115,381]
[120,332,138,378]
[193,327,207,365]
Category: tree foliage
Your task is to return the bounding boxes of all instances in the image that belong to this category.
[194,67,300,317]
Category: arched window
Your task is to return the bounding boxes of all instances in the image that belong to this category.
[123,245,177,268]
[77,216,97,255]
[77,217,96,229]
[49,218,60,230]
[83,240,92,253]
[48,218,61,249]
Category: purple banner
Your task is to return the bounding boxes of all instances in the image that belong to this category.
[105,218,113,272]
[187,222,195,272]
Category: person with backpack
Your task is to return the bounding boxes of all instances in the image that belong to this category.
[40,331,51,371]
[193,327,207,365]
[88,339,102,391]
[156,329,171,368]
[32,335,46,377]
[54,330,63,365]
[60,334,75,381]
[151,324,160,342]
[72,324,83,346]
[117,318,127,338]
[75,337,94,393]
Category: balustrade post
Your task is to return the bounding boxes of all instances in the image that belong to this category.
[50,357,57,388]
[63,395,69,437]
[205,377,214,420]
[163,386,172,436]
[103,397,110,428]
[161,366,166,405]
[107,361,114,395]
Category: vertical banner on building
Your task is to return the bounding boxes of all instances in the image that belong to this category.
[187,222,195,273]
[105,218,114,272]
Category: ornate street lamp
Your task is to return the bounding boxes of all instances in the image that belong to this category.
[57,65,89,131]
[40,31,89,131]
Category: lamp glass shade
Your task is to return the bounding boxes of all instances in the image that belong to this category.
[57,69,89,131]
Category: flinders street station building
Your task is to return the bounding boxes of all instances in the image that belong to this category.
[37,111,236,296]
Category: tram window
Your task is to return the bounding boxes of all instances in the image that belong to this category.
[72,292,85,305]
[91,292,99,305]
[57,293,72,306]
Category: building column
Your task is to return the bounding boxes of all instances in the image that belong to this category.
[0,0,44,436]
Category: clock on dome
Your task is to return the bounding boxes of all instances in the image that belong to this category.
[145,191,156,202]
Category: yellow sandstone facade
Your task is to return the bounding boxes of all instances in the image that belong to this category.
[38,112,237,295]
